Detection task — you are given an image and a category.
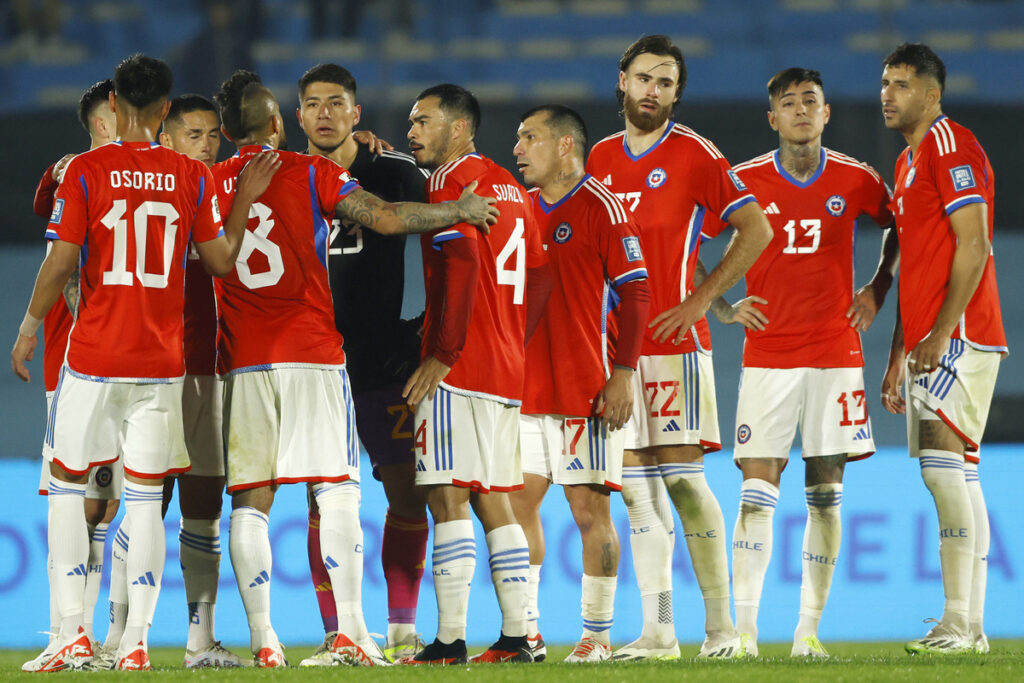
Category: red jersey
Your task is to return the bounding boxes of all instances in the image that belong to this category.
[212,146,359,374]
[421,153,544,404]
[586,122,756,356]
[891,116,1006,353]
[523,176,648,416]
[728,148,893,368]
[45,141,221,381]
[34,163,74,392]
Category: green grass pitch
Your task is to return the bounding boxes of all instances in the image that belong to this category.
[3,640,1022,680]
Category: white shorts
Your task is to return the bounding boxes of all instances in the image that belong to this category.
[412,385,522,492]
[44,368,189,480]
[733,367,875,463]
[906,339,1001,462]
[39,391,125,497]
[520,414,624,490]
[181,374,225,478]
[622,352,721,452]
[222,366,360,493]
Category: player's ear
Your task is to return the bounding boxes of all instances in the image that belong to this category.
[108,91,116,114]
[159,99,171,122]
[220,124,236,143]
[352,103,361,127]
[822,102,831,126]
[158,131,171,149]
[617,70,627,92]
[767,109,778,132]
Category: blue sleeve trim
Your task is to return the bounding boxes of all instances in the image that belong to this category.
[945,195,985,216]
[611,269,649,289]
[78,174,88,202]
[720,194,757,223]
[431,231,464,251]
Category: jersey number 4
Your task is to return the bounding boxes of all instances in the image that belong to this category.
[496,217,526,304]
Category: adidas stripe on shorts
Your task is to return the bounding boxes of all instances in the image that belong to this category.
[520,413,624,490]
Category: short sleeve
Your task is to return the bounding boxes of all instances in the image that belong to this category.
[190,162,223,243]
[427,171,472,250]
[315,156,361,216]
[694,152,757,223]
[860,166,894,227]
[599,210,648,289]
[46,157,88,245]
[930,134,988,216]
[523,201,548,269]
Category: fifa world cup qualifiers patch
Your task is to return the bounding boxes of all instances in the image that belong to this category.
[727,169,747,192]
[50,198,65,224]
[622,236,643,262]
[950,165,976,191]
[211,195,222,222]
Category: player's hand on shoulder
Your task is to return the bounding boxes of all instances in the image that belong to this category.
[880,358,906,415]
[353,129,393,155]
[52,154,76,182]
[11,333,37,383]
[846,283,885,332]
[729,296,769,331]
[402,356,452,406]
[236,151,282,203]
[595,366,634,431]
[457,180,498,233]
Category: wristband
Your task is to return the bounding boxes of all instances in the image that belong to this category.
[19,312,43,338]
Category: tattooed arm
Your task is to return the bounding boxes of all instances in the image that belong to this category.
[336,180,498,235]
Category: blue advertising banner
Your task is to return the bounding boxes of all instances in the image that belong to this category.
[1,446,1020,651]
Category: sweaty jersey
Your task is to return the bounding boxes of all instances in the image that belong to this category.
[213,145,360,374]
[421,153,544,404]
[891,115,1006,353]
[45,141,222,381]
[34,162,74,392]
[523,175,648,416]
[727,147,893,368]
[586,121,756,355]
[326,144,428,391]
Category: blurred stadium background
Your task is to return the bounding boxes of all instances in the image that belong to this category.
[0,0,1021,650]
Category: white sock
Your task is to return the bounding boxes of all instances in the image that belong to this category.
[795,483,842,641]
[919,449,973,631]
[581,574,616,646]
[732,478,778,640]
[621,466,675,643]
[83,522,108,641]
[486,524,530,638]
[314,481,368,642]
[432,520,476,643]
[119,483,165,652]
[180,517,222,652]
[526,564,541,637]
[104,518,130,650]
[660,462,733,636]
[965,462,988,638]
[47,553,58,644]
[47,479,88,639]
[230,507,278,652]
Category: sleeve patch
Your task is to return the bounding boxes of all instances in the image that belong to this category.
[622,235,643,262]
[211,195,222,223]
[50,198,64,224]
[727,169,747,192]
[950,165,976,191]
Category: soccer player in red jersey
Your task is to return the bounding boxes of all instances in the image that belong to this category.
[295,64,430,665]
[157,94,244,669]
[878,44,1006,655]
[23,79,124,674]
[403,84,551,664]
[703,68,897,658]
[210,72,497,668]
[585,35,771,660]
[510,104,650,663]
[11,54,278,671]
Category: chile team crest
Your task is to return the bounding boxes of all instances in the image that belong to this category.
[553,222,572,244]
[825,194,846,217]
[905,166,917,188]
[737,424,752,444]
[646,167,667,188]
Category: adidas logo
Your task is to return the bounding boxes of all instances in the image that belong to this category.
[566,458,584,471]
[854,426,871,441]
[131,571,157,587]
[249,570,270,587]
[66,563,87,577]
[662,419,681,433]
[416,461,426,472]
[601,174,612,185]
[324,555,339,570]
[764,202,780,215]
[501,576,527,583]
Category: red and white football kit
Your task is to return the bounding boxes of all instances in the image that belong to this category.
[44,141,221,478]
[726,147,892,462]
[213,145,362,491]
[413,153,546,492]
[892,116,1006,457]
[586,122,756,450]
[521,175,649,488]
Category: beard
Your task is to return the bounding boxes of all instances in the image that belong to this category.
[624,92,673,133]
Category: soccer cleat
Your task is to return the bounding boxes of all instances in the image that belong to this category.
[254,644,287,668]
[739,633,759,657]
[398,637,467,665]
[330,633,392,666]
[526,633,547,662]
[384,632,425,661]
[21,638,61,672]
[697,630,745,659]
[905,621,972,655]
[791,635,829,658]
[612,635,681,661]
[85,644,117,671]
[299,631,336,667]
[469,634,534,663]
[564,636,612,663]
[33,628,93,672]
[973,633,990,654]
[184,641,244,668]
[116,642,152,670]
